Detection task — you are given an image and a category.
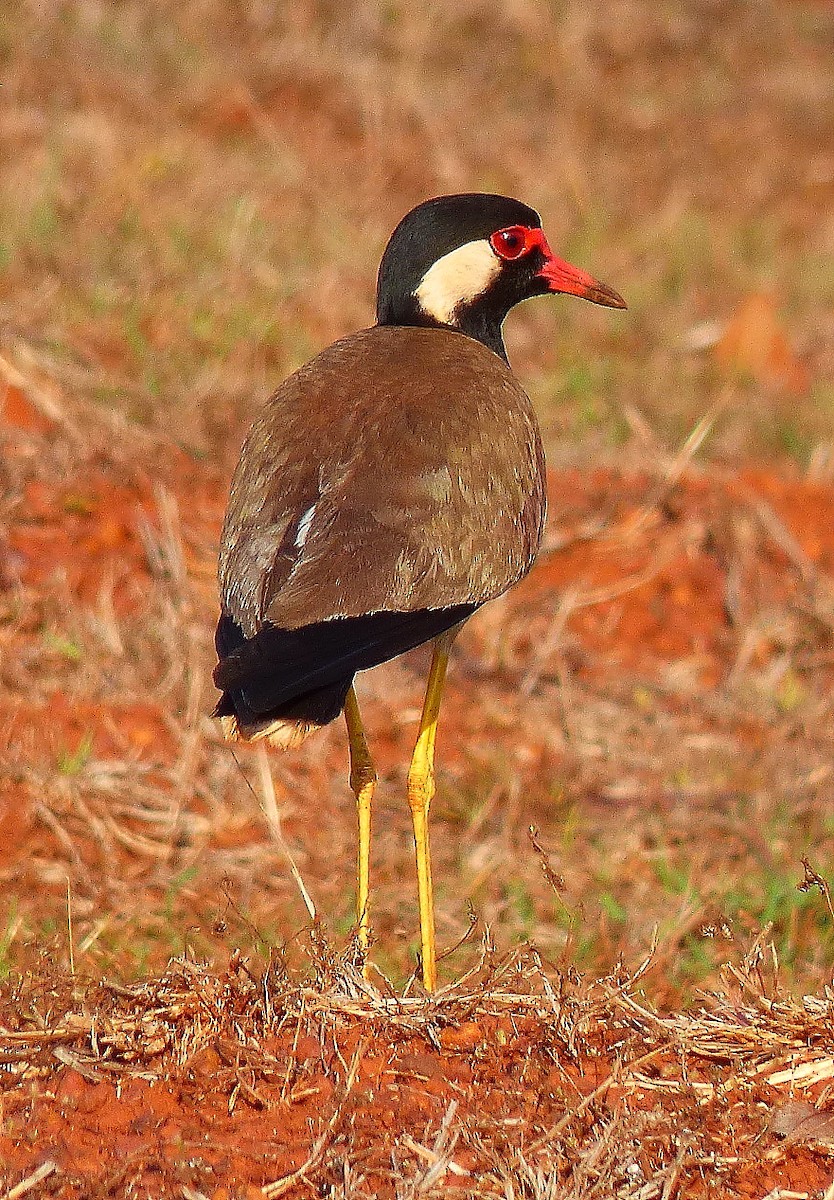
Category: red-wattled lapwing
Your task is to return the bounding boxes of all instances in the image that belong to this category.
[214,193,625,991]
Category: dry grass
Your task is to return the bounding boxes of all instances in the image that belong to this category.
[2,1,834,464]
[5,317,834,1001]
[3,2,834,1193]
[4,938,834,1195]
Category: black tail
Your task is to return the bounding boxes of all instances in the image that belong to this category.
[213,604,477,730]
[213,668,353,730]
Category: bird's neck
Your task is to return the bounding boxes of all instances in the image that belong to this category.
[376,296,509,364]
[454,309,509,363]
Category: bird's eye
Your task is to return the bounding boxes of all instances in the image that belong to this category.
[489,226,531,261]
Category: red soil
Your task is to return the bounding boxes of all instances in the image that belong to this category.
[4,381,834,1195]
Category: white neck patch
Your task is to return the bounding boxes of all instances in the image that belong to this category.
[414,239,501,326]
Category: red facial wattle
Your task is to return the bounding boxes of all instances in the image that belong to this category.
[489,225,545,260]
[490,224,627,310]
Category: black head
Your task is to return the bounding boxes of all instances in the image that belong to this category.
[376,193,625,361]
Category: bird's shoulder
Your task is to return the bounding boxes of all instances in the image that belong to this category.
[253,324,526,432]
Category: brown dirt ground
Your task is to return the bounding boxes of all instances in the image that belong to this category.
[4,953,834,1199]
[4,3,834,1189]
[5,363,834,1196]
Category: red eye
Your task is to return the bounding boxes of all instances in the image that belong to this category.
[490,225,531,261]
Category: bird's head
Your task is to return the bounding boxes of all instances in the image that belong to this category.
[376,193,625,360]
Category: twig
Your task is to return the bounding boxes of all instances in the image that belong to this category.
[798,858,834,926]
[627,397,728,537]
[0,349,83,442]
[437,901,479,965]
[224,743,317,923]
[401,1099,466,1193]
[2,1161,59,1200]
[262,1040,365,1197]
[256,743,317,922]
[528,1042,677,1154]
[66,876,75,977]
[528,825,566,895]
[738,486,817,587]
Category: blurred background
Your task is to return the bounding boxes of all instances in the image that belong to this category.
[3,0,834,1000]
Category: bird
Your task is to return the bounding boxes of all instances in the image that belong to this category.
[213,193,625,991]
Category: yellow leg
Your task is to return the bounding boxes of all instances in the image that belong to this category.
[344,684,377,974]
[407,642,450,992]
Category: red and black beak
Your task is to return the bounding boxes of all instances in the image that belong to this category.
[538,252,626,309]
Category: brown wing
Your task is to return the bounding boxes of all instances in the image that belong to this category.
[218,325,546,638]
